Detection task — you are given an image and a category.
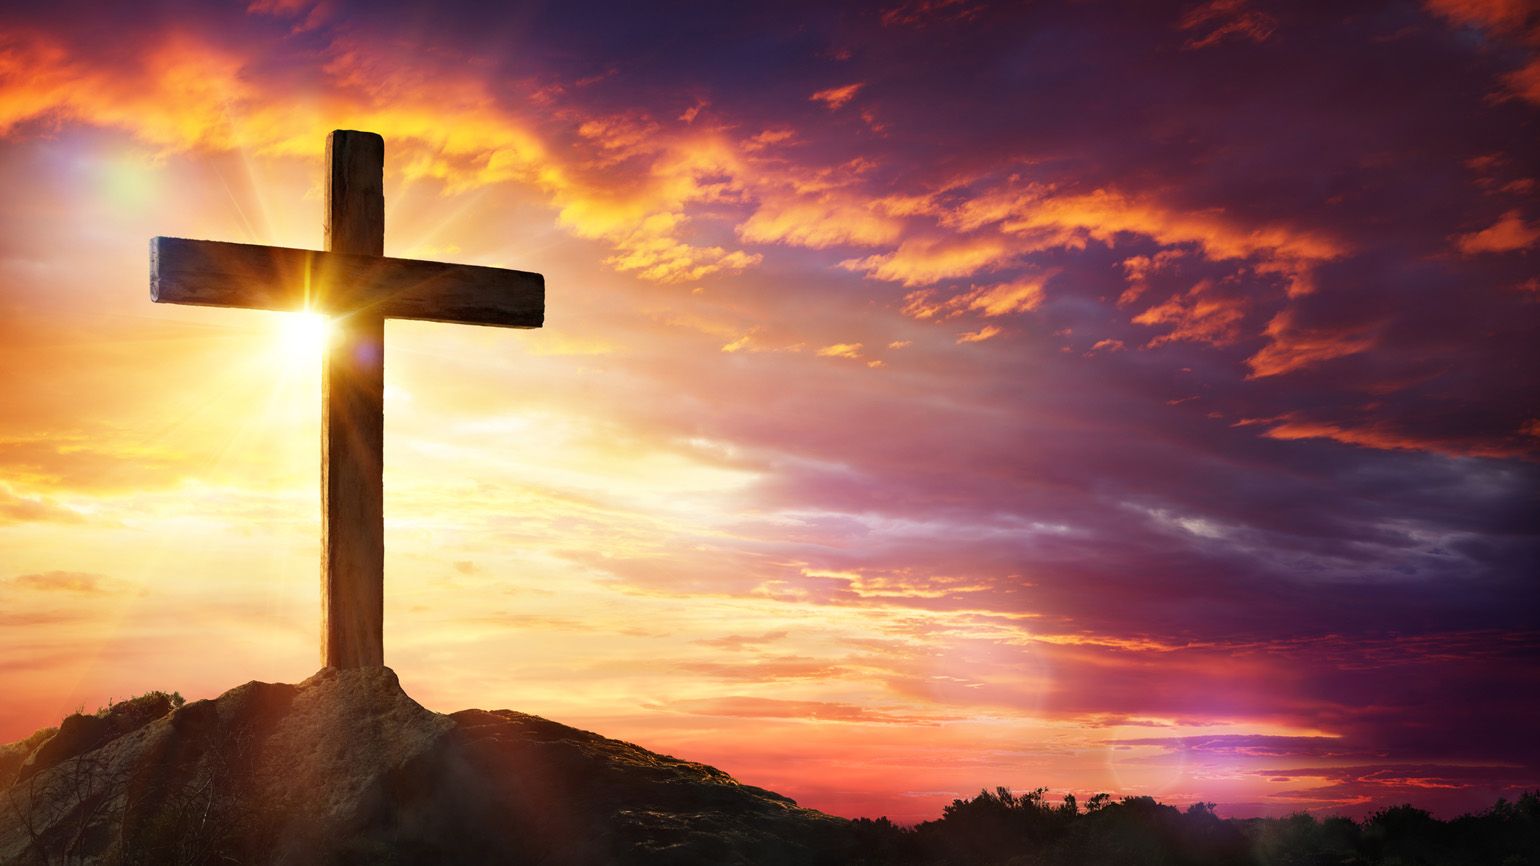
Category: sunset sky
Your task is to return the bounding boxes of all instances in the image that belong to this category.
[2,0,1538,824]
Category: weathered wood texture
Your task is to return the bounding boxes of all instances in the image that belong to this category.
[327,131,384,259]
[150,237,545,328]
[322,131,387,670]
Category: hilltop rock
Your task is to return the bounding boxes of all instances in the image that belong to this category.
[0,668,850,865]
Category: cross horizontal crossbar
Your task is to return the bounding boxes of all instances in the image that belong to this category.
[151,236,544,328]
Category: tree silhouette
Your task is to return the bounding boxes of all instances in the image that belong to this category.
[841,787,1540,865]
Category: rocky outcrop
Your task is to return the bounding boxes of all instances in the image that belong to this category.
[0,669,850,865]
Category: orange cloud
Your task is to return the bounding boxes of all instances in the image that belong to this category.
[1505,57,1540,104]
[741,127,794,150]
[0,29,773,285]
[841,235,1013,286]
[880,0,985,28]
[1180,0,1277,50]
[854,184,1344,353]
[247,0,314,14]
[0,31,260,152]
[681,656,845,681]
[862,178,1348,371]
[678,98,708,124]
[737,190,906,248]
[1246,312,1377,378]
[810,82,864,110]
[1424,0,1539,36]
[603,234,763,283]
[948,185,1343,264]
[900,290,949,320]
[576,113,664,163]
[1132,280,1246,348]
[957,325,1001,343]
[816,342,866,359]
[958,277,1049,316]
[671,696,944,725]
[695,630,791,650]
[1260,415,1525,459]
[899,276,1049,323]
[1425,0,1540,103]
[8,571,116,594]
[1454,209,1540,253]
[0,485,87,524]
[803,174,1347,377]
[1118,250,1186,306]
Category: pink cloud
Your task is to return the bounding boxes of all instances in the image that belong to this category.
[1454,209,1540,254]
[810,82,864,110]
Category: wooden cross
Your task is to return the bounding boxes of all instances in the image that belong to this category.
[150,130,544,668]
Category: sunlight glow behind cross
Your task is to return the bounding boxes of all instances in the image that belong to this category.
[150,130,545,668]
[278,310,333,356]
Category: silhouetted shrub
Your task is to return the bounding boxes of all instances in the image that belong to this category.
[841,788,1540,865]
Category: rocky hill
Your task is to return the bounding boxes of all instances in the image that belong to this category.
[0,668,850,865]
[10,673,1533,866]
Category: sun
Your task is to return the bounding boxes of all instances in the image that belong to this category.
[277,310,333,357]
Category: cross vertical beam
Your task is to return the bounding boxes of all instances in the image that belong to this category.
[150,130,544,670]
[321,130,385,668]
